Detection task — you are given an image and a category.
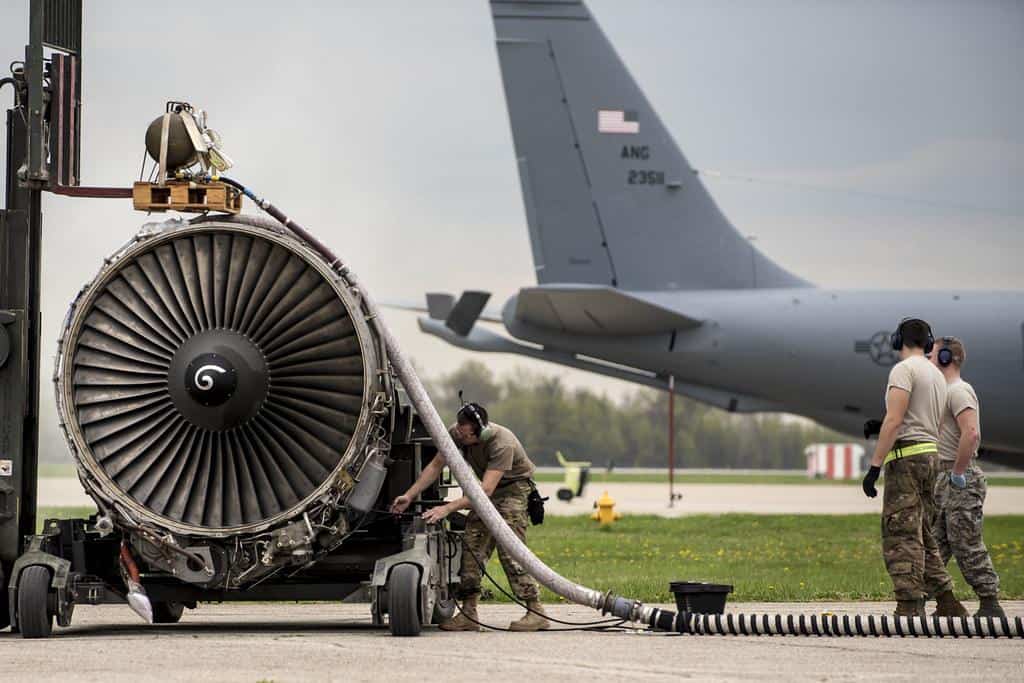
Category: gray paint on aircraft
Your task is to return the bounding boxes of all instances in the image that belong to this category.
[492,0,808,291]
[416,0,1022,463]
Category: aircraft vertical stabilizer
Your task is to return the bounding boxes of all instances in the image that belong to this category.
[490,0,810,291]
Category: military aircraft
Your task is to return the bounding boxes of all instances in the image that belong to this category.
[410,0,1023,464]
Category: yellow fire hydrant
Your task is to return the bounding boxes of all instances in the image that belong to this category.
[591,490,622,526]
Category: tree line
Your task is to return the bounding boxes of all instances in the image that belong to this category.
[424,360,848,469]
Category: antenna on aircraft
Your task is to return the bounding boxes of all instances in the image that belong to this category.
[667,375,682,508]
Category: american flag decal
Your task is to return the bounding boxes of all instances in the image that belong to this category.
[598,109,639,134]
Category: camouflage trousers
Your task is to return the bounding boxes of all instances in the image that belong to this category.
[456,480,540,601]
[932,462,1000,598]
[881,454,953,601]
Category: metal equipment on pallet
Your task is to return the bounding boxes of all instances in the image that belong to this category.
[131,180,242,214]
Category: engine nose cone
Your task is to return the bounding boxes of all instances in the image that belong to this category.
[185,353,237,406]
[168,330,268,432]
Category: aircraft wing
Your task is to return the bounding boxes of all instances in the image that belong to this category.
[417,316,781,412]
[514,285,702,336]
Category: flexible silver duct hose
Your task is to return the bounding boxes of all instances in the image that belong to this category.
[218,178,616,613]
[219,178,1021,638]
[651,610,1023,638]
[380,309,609,608]
[368,300,607,608]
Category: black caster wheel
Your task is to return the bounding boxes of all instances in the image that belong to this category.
[152,601,186,624]
[17,566,53,639]
[388,564,422,637]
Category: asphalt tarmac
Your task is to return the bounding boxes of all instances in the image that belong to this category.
[1,601,1020,681]
[538,482,1024,516]
[37,478,1024,515]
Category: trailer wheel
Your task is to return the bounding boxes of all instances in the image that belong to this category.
[387,564,421,637]
[152,601,185,624]
[17,566,53,639]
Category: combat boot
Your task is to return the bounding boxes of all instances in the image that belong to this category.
[439,595,482,632]
[974,596,1006,619]
[932,590,969,618]
[894,599,924,618]
[508,600,551,632]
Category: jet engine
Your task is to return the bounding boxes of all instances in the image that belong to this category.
[54,214,394,588]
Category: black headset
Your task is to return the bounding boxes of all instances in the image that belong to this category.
[890,317,934,355]
[936,337,956,367]
[457,390,495,442]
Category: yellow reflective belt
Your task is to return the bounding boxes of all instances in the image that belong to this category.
[883,442,937,465]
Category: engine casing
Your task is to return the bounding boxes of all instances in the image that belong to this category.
[55,215,393,587]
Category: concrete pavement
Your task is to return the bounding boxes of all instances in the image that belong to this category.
[1,601,1021,682]
[38,477,1024,515]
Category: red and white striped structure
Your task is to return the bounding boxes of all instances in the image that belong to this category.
[805,443,864,480]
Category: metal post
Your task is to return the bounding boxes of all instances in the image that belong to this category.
[1,0,83,631]
[1,68,43,631]
[668,374,675,507]
[25,0,47,184]
[2,90,42,562]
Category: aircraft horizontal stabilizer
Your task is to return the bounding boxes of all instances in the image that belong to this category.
[426,293,455,320]
[445,290,492,336]
[383,292,503,333]
[514,285,702,335]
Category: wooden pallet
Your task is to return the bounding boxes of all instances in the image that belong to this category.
[133,180,242,214]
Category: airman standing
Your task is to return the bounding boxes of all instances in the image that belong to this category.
[928,336,1004,618]
[861,318,967,618]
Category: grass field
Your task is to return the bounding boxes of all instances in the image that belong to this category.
[511,514,1024,604]
[533,471,1024,487]
[38,507,96,528]
[36,507,1022,604]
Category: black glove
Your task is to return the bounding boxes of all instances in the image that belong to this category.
[863,419,882,440]
[862,465,881,498]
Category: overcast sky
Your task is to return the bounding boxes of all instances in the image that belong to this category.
[2,1,1022,450]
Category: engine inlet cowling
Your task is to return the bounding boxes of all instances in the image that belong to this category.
[55,215,387,539]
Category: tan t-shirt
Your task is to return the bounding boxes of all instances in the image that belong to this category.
[937,379,980,462]
[453,422,535,485]
[885,355,947,443]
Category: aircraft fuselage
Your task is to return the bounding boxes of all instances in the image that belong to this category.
[503,288,1024,453]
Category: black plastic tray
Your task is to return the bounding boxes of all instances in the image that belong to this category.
[669,581,734,614]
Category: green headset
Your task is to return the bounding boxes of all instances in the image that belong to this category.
[457,390,495,442]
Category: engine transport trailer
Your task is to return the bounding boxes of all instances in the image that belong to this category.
[1,1,461,638]
[6,212,465,638]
